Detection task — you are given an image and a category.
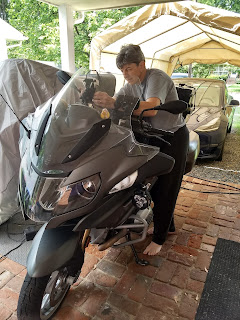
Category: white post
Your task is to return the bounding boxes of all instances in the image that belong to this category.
[0,38,8,61]
[58,5,75,73]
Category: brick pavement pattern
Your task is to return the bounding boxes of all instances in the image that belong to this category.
[1,176,240,320]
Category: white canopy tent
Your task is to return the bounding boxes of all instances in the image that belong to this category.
[0,18,27,62]
[39,0,187,72]
[90,1,240,91]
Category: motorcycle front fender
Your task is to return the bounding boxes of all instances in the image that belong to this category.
[27,223,80,278]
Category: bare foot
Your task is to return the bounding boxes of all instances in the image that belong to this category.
[143,241,162,255]
[147,227,154,235]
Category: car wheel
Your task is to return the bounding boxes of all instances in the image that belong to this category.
[216,136,226,161]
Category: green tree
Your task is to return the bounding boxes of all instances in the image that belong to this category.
[0,0,8,20]
[192,64,216,78]
[198,0,240,13]
[7,0,61,64]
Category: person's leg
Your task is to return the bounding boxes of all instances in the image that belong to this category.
[147,216,175,235]
[169,216,175,232]
[144,125,189,255]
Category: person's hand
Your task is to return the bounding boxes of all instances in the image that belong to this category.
[93,91,115,109]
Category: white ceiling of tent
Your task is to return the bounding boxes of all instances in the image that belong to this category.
[102,13,240,62]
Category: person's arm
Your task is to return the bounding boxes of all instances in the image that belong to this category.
[133,97,160,117]
[92,91,115,109]
[93,91,160,117]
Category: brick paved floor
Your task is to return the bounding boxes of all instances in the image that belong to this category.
[1,176,240,320]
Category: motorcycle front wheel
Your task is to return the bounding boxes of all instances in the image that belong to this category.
[17,267,73,320]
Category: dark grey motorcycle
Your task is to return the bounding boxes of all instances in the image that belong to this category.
[17,69,187,319]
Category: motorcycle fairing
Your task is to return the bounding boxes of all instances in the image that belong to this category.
[45,149,174,229]
[19,143,155,223]
[62,118,111,163]
[19,70,161,223]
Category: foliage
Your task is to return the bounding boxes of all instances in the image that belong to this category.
[207,74,228,81]
[228,84,240,92]
[191,64,215,78]
[174,65,189,73]
[7,0,61,64]
[0,0,8,20]
[175,63,240,80]
[198,0,240,13]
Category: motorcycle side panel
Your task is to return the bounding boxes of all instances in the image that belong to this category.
[27,223,80,277]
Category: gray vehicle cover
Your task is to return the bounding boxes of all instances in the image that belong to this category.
[0,59,64,225]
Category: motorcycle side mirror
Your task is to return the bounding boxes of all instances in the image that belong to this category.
[229,99,239,106]
[56,70,71,85]
[154,100,188,114]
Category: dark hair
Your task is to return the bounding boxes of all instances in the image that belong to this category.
[116,44,145,69]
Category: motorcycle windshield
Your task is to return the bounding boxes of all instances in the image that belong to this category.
[29,70,159,175]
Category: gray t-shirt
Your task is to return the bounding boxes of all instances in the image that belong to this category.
[116,69,185,132]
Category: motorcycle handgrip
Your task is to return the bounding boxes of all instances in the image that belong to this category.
[56,70,71,85]
[139,100,187,124]
[153,100,188,114]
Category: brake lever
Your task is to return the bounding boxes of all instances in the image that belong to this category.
[140,120,174,137]
[148,127,174,136]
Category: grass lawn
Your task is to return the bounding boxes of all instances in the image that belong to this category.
[233,105,240,134]
[228,84,240,92]
[227,84,240,133]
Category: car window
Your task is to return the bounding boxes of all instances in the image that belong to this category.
[194,84,221,107]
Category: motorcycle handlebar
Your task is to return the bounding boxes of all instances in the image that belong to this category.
[153,100,188,114]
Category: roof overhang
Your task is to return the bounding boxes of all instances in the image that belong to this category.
[0,18,27,41]
[39,0,188,11]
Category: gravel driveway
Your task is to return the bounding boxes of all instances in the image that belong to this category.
[186,92,240,185]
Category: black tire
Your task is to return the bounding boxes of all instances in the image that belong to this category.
[216,137,226,161]
[17,267,73,320]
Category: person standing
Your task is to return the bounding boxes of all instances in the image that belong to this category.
[93,44,189,255]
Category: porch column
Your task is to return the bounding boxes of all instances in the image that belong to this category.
[58,5,75,73]
[0,38,8,61]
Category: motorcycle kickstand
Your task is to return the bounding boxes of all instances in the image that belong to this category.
[126,233,149,266]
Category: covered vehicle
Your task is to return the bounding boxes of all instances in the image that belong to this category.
[173,78,239,161]
[0,59,64,225]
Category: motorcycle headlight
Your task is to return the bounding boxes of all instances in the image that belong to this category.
[39,173,101,214]
[196,118,221,132]
[109,171,138,194]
